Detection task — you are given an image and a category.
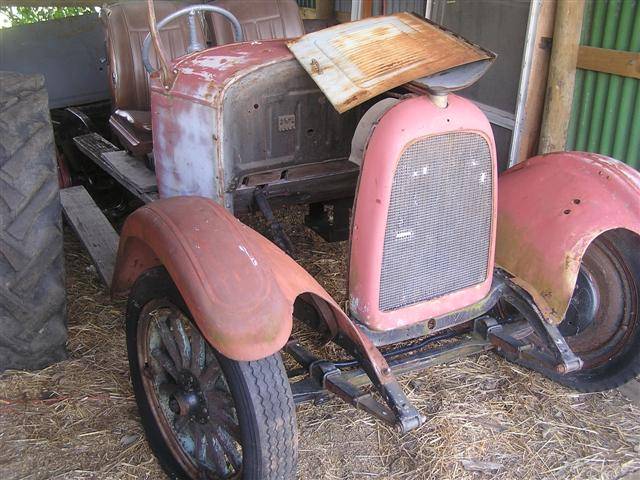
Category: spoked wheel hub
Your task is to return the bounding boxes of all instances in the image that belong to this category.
[139,301,242,479]
[167,373,208,421]
[127,268,297,480]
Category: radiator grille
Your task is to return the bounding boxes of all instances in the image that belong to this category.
[379,132,493,312]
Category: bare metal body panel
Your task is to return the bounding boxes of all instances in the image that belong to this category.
[151,40,370,209]
[287,12,493,113]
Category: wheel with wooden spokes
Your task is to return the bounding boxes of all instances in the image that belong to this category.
[126,267,298,480]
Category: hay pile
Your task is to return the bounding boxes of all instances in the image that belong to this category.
[1,206,638,479]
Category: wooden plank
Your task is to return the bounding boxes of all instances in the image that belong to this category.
[539,0,585,153]
[515,0,557,163]
[73,132,119,161]
[102,151,158,193]
[73,133,157,204]
[577,46,640,80]
[60,186,119,287]
[361,0,373,18]
[299,0,333,19]
[335,11,351,23]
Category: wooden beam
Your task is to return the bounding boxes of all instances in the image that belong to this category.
[539,0,585,154]
[73,133,158,204]
[361,0,373,18]
[60,186,119,287]
[514,0,556,163]
[577,46,640,79]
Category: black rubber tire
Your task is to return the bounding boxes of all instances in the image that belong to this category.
[0,71,67,371]
[502,231,640,393]
[126,267,298,479]
[548,233,640,392]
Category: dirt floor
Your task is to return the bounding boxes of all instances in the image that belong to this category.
[1,206,639,480]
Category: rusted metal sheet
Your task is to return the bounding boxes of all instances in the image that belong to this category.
[496,152,640,325]
[110,195,397,395]
[151,40,293,107]
[286,12,493,113]
[151,39,366,208]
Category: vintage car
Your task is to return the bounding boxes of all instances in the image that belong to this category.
[97,1,640,479]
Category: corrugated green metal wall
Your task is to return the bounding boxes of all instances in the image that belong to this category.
[566,0,640,168]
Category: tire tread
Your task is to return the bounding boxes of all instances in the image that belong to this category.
[0,71,67,371]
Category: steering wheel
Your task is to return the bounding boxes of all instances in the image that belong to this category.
[142,4,244,74]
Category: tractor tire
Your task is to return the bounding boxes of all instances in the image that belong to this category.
[0,71,67,371]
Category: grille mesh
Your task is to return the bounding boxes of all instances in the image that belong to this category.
[379,132,493,312]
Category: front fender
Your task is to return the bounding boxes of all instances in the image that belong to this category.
[496,152,640,324]
[111,196,337,361]
[111,196,391,377]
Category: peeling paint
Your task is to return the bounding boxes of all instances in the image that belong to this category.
[496,152,640,325]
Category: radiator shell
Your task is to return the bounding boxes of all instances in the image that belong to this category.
[348,94,497,331]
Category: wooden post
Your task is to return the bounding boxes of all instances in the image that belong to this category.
[539,0,585,153]
[515,0,556,163]
[361,0,373,18]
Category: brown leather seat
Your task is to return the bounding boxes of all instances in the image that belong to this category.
[101,1,206,156]
[207,0,304,45]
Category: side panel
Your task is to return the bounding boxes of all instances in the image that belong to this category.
[152,93,223,201]
[0,13,109,108]
[221,58,367,191]
[496,152,640,324]
[349,94,498,331]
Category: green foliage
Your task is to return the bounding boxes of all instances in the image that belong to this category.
[0,6,96,27]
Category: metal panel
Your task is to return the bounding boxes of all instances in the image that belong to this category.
[385,0,427,15]
[334,0,352,13]
[379,132,493,311]
[221,57,367,190]
[566,0,640,169]
[0,13,109,108]
[431,0,530,168]
[287,12,492,113]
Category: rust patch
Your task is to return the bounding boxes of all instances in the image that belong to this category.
[287,13,493,113]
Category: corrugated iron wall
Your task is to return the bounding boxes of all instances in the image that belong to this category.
[566,0,640,168]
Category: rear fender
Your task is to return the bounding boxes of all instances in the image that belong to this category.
[111,196,392,380]
[496,152,640,324]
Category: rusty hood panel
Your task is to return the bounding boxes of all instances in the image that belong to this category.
[150,40,293,107]
[287,12,492,113]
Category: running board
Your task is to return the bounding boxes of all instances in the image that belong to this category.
[60,185,119,287]
[73,133,158,203]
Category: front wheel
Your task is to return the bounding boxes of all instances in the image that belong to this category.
[126,267,298,479]
[500,232,640,392]
[552,233,640,391]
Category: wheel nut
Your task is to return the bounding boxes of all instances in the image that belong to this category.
[168,396,180,414]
